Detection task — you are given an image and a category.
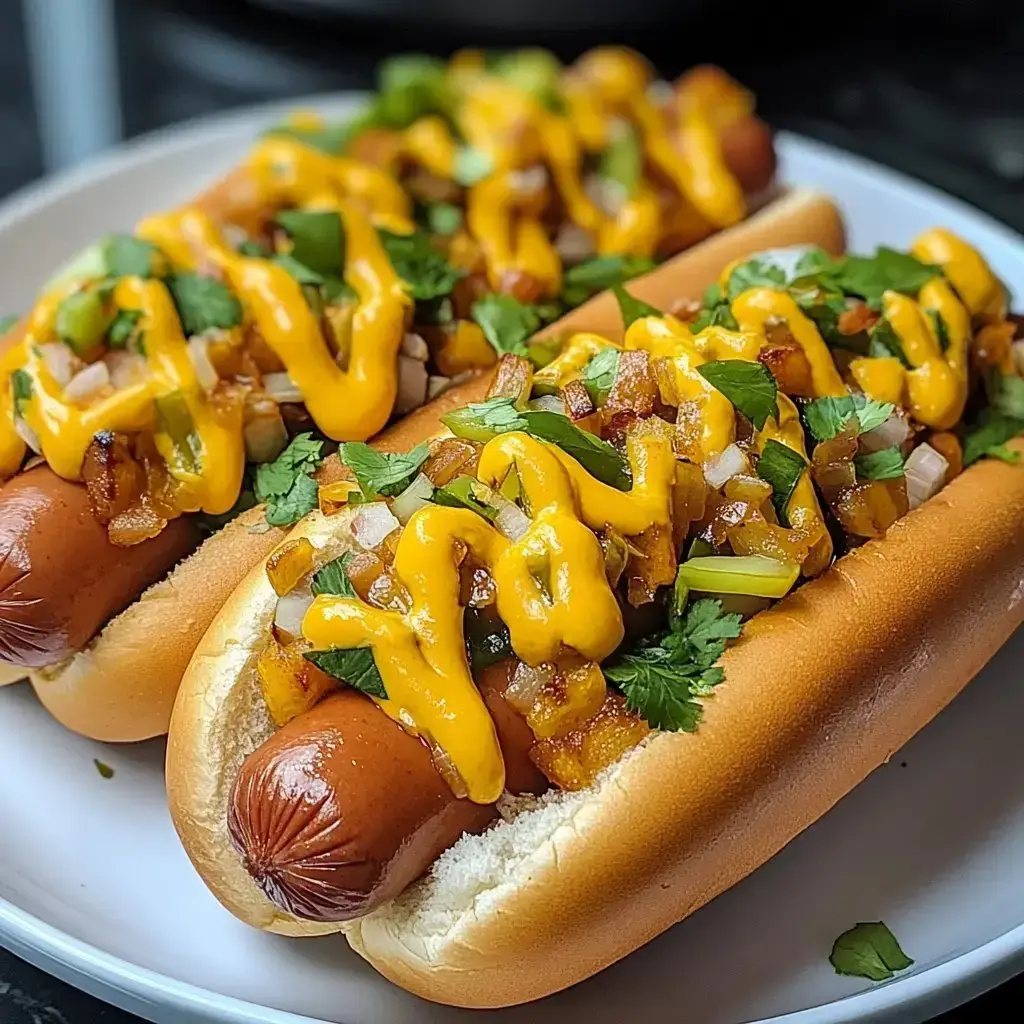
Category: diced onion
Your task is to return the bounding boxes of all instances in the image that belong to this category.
[704,443,750,489]
[509,165,548,194]
[427,374,452,400]
[859,413,911,454]
[14,417,41,454]
[401,332,429,361]
[104,350,147,390]
[262,372,303,404]
[555,223,596,264]
[395,354,428,414]
[527,394,566,415]
[38,342,80,387]
[64,360,110,403]
[352,502,401,550]
[748,245,817,283]
[392,472,434,524]
[427,738,468,799]
[905,443,948,510]
[187,336,219,392]
[243,412,288,463]
[221,224,248,249]
[274,587,314,641]
[504,661,556,714]
[584,172,626,215]
[493,495,531,541]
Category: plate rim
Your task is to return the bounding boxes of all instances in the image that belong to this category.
[1,96,1023,1024]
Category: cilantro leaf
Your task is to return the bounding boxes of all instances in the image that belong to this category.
[378,228,462,301]
[465,606,514,672]
[988,369,1024,419]
[107,308,143,349]
[725,258,787,301]
[374,54,449,129]
[453,146,493,185]
[854,446,905,481]
[310,552,359,599]
[580,347,620,405]
[598,122,642,196]
[830,922,914,982]
[520,409,631,490]
[691,282,739,332]
[103,234,160,278]
[304,646,387,699]
[604,598,741,732]
[339,441,430,498]
[0,314,18,335]
[867,318,911,367]
[756,439,806,526]
[833,248,941,309]
[697,360,779,431]
[275,210,345,279]
[166,274,243,337]
[803,394,895,442]
[432,475,501,521]
[963,407,1024,466]
[561,254,655,307]
[613,284,661,329]
[237,239,271,258]
[424,202,463,237]
[794,247,836,276]
[441,396,528,441]
[11,368,32,408]
[471,293,542,356]
[254,432,325,526]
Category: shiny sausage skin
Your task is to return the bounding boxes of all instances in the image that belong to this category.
[719,116,777,198]
[0,466,201,667]
[229,662,546,922]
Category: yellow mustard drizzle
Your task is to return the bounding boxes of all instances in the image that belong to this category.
[138,202,410,441]
[244,137,412,229]
[846,229,1001,429]
[303,428,675,802]
[911,228,1007,322]
[0,278,245,511]
[625,314,744,461]
[757,394,832,576]
[730,288,848,398]
[533,332,617,391]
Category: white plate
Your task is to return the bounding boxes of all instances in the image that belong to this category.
[1,97,1023,1024]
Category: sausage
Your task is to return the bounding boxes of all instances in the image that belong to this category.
[228,662,546,922]
[0,466,201,667]
[719,115,777,198]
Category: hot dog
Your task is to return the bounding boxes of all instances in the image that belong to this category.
[0,47,793,741]
[165,215,1024,1008]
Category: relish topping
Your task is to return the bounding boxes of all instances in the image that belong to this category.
[259,229,1021,801]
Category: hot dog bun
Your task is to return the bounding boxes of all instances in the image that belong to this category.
[168,188,1020,1008]
[19,188,841,742]
[169,415,1024,1007]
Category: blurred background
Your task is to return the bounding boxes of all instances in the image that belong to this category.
[2,0,1024,231]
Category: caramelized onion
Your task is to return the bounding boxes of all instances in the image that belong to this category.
[505,662,556,714]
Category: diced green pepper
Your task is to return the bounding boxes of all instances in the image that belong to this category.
[55,290,110,355]
[676,555,800,599]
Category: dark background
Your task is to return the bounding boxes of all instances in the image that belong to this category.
[1,0,1023,1020]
